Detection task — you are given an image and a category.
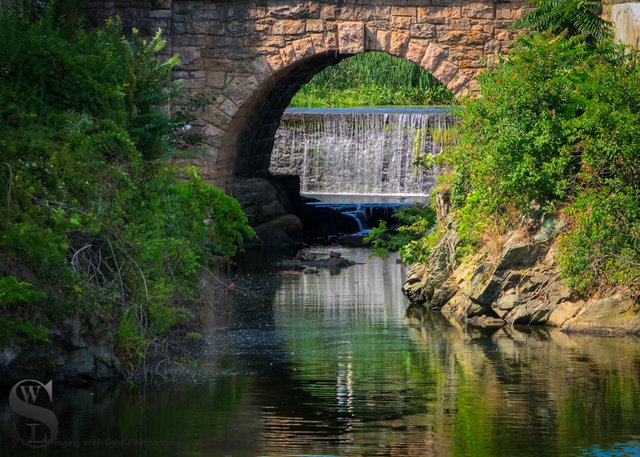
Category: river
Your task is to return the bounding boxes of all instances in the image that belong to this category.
[3,246,640,456]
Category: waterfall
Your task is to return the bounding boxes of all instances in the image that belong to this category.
[270,108,456,197]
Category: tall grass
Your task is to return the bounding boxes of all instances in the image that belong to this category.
[290,52,454,107]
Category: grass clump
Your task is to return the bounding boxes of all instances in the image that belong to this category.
[290,52,454,107]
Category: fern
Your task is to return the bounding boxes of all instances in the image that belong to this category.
[512,0,612,45]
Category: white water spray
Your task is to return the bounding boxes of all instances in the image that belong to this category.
[270,108,456,196]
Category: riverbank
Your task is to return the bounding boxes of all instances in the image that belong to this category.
[403,189,640,334]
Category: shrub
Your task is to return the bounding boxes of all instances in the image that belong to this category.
[443,32,640,293]
[0,6,253,364]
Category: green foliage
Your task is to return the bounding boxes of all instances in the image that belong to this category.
[560,189,640,294]
[0,6,253,361]
[0,276,47,306]
[512,0,611,45]
[443,32,640,293]
[290,52,454,107]
[364,204,437,264]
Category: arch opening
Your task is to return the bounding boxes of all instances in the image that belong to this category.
[223,50,455,190]
[270,52,455,200]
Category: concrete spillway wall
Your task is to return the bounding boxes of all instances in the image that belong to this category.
[613,3,640,49]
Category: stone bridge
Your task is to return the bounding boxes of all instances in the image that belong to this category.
[81,0,529,189]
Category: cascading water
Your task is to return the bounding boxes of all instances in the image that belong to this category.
[271,107,456,198]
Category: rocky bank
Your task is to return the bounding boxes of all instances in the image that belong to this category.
[0,318,123,384]
[403,190,640,334]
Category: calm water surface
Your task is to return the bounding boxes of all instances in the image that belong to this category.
[2,247,640,456]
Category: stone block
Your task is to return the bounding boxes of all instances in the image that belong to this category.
[432,60,458,85]
[462,1,495,19]
[391,7,417,18]
[411,22,437,39]
[338,22,365,54]
[405,39,428,65]
[224,78,253,103]
[152,0,171,10]
[218,97,239,118]
[310,33,326,53]
[484,40,502,55]
[389,30,410,56]
[391,15,412,30]
[438,29,468,45]
[293,37,315,59]
[421,42,447,71]
[325,30,339,50]
[226,21,253,37]
[280,45,297,66]
[320,5,337,20]
[265,53,285,72]
[268,4,320,19]
[273,19,306,35]
[418,6,461,23]
[357,6,390,22]
[366,27,390,51]
[306,19,325,32]
[495,29,515,41]
[496,5,513,20]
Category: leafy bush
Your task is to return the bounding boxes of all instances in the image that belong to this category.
[512,0,611,45]
[365,204,437,264]
[442,31,640,293]
[0,6,253,363]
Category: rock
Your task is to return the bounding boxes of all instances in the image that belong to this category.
[296,204,360,240]
[401,188,640,335]
[66,349,95,377]
[232,177,292,226]
[548,300,585,327]
[561,293,640,334]
[254,214,304,247]
[468,263,503,305]
[493,293,518,317]
[403,225,460,306]
[278,253,356,271]
[431,282,457,309]
[533,215,566,244]
[71,336,87,349]
[503,300,555,325]
[402,263,429,305]
[496,233,547,270]
[339,233,368,247]
[2,338,122,383]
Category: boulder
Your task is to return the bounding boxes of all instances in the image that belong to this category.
[561,293,640,334]
[254,214,304,247]
[232,177,292,226]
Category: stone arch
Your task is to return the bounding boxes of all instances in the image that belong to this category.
[219,35,469,184]
[78,0,526,188]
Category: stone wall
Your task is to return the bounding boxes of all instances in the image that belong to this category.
[78,0,528,190]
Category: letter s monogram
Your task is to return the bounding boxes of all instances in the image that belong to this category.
[9,380,58,448]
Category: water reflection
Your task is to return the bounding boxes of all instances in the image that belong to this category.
[1,247,640,456]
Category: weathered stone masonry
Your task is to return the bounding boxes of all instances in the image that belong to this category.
[79,0,529,190]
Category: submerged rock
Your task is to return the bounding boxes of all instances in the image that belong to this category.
[278,250,357,272]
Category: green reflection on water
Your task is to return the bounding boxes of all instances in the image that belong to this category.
[2,248,640,456]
